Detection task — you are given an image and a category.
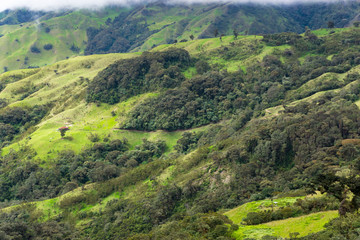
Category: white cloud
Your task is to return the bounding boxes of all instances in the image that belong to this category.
[0,0,348,12]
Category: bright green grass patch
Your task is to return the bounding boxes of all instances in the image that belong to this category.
[230,211,338,239]
[225,197,302,225]
[1,93,182,159]
[183,67,197,79]
[311,27,349,36]
[266,211,338,238]
[78,191,122,214]
[225,195,338,239]
[36,198,61,222]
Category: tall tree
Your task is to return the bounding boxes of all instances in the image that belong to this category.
[214,28,219,38]
[328,21,335,28]
[233,29,239,39]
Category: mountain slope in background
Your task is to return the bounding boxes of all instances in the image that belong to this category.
[85,1,360,53]
[0,1,359,72]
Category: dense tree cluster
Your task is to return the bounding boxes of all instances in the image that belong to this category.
[0,105,50,145]
[87,48,191,104]
[119,30,360,131]
[85,10,160,55]
[0,205,79,239]
[0,138,166,201]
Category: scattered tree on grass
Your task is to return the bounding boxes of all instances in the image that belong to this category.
[43,44,53,50]
[58,126,70,138]
[30,45,41,54]
[214,28,219,38]
[70,44,80,53]
[233,29,238,39]
[220,33,225,42]
[190,34,194,40]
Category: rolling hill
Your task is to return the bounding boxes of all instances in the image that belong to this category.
[0,23,359,239]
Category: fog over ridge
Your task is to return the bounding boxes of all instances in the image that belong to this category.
[0,0,353,12]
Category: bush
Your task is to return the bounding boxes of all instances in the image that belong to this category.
[88,133,100,142]
[43,44,53,50]
[30,45,41,54]
[70,44,80,53]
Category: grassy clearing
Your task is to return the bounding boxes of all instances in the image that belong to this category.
[267,211,338,238]
[225,194,338,239]
[311,27,349,37]
[225,197,303,224]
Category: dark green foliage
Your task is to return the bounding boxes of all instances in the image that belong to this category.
[120,29,360,131]
[85,10,160,55]
[0,98,8,108]
[0,204,79,239]
[195,60,210,74]
[122,70,242,131]
[0,105,50,145]
[0,137,167,202]
[87,132,100,142]
[30,45,41,54]
[327,21,335,28]
[0,10,45,26]
[130,212,238,240]
[43,43,53,50]
[87,48,191,104]
[175,131,203,153]
[70,44,80,53]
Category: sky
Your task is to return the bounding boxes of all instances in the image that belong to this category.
[0,0,346,12]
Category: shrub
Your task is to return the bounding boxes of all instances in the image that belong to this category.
[88,133,100,142]
[30,45,41,54]
[43,44,53,50]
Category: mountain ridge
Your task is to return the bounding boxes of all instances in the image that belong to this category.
[0,1,359,72]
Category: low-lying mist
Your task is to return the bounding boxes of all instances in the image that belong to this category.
[0,0,352,12]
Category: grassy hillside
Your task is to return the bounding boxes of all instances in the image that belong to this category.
[0,27,360,239]
[0,8,121,72]
[1,1,359,73]
[225,196,339,239]
[0,52,191,159]
[85,1,360,55]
